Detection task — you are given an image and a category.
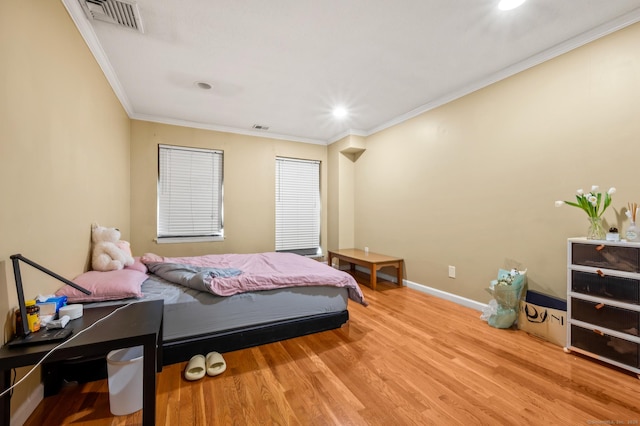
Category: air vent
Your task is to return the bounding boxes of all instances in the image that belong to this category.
[79,0,144,33]
[252,124,270,131]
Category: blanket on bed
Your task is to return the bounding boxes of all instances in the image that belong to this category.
[142,252,367,306]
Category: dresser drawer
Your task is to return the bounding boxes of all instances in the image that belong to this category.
[571,271,640,305]
[571,243,640,272]
[571,325,639,368]
[571,299,639,336]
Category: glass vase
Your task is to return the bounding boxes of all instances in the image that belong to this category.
[586,217,606,240]
[626,222,640,242]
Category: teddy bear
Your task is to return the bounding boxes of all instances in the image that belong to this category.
[91,224,135,271]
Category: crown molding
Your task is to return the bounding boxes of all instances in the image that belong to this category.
[130,113,328,145]
[61,0,135,116]
[63,1,640,147]
[327,128,368,145]
[365,7,640,138]
[64,0,327,146]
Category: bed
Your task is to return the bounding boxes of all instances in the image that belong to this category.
[45,252,366,393]
[136,251,366,364]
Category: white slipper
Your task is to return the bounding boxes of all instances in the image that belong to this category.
[184,354,206,381]
[205,352,226,376]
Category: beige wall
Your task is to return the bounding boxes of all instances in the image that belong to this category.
[353,22,640,302]
[327,135,365,251]
[130,121,328,258]
[0,0,130,420]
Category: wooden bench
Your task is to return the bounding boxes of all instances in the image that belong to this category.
[327,248,404,291]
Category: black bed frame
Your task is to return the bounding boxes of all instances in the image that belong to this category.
[162,309,349,365]
[43,309,349,395]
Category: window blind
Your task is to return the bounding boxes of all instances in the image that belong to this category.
[158,144,223,238]
[275,157,320,254]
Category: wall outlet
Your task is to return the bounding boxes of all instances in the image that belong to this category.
[448,265,456,278]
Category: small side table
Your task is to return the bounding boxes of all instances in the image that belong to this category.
[0,299,163,426]
[328,248,404,291]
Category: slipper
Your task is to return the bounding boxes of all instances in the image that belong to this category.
[184,354,206,381]
[205,351,226,376]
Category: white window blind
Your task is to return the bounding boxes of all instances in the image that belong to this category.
[158,144,223,239]
[275,157,320,254]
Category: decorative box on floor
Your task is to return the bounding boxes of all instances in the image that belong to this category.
[518,290,567,347]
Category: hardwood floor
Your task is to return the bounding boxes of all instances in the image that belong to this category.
[25,278,640,425]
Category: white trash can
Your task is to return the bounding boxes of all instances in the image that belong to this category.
[106,346,143,415]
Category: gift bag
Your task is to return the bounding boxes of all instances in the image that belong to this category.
[483,268,527,329]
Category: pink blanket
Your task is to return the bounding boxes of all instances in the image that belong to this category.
[142,252,367,306]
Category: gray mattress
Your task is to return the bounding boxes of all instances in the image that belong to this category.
[134,273,349,341]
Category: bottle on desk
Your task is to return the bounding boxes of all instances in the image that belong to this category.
[14,300,40,336]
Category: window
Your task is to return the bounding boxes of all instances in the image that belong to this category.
[157,144,223,242]
[275,157,321,255]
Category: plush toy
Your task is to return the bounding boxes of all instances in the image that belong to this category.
[91,224,135,271]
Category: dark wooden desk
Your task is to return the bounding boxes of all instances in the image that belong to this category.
[0,299,163,426]
[328,248,404,291]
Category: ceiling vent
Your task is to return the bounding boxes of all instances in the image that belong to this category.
[79,0,144,33]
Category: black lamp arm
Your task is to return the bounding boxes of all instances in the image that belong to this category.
[10,254,92,295]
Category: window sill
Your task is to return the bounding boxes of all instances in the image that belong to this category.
[155,235,224,244]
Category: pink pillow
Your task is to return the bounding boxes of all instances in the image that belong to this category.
[55,269,147,303]
[141,253,164,264]
[116,240,133,257]
[125,257,148,273]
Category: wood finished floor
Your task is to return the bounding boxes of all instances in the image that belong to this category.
[25,276,640,425]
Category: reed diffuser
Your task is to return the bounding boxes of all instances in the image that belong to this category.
[625,202,640,242]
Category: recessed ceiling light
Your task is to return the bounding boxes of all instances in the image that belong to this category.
[498,0,526,11]
[332,106,348,119]
[194,81,212,90]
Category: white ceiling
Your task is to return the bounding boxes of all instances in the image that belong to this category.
[63,0,640,145]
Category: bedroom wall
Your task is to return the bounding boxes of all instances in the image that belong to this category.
[130,121,328,258]
[327,134,365,251]
[0,0,131,422]
[353,22,640,303]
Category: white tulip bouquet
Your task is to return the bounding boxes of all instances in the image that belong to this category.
[555,185,616,219]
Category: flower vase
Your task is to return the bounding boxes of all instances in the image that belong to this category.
[586,217,606,240]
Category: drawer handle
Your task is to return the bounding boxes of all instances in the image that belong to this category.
[596,244,605,251]
[593,329,604,336]
[596,269,605,277]
[595,303,605,310]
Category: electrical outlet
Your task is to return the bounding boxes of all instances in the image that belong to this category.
[448,265,456,278]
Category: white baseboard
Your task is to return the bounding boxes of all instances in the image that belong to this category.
[348,265,487,312]
[405,281,486,312]
[12,382,44,426]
